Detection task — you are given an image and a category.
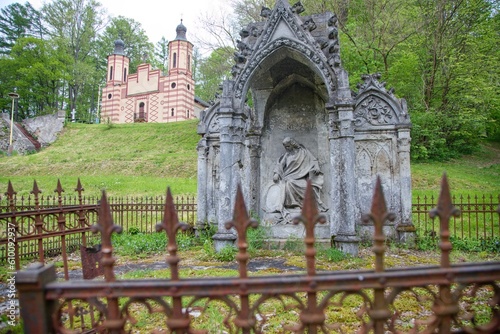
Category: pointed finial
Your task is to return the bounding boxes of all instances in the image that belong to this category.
[225,185,258,279]
[31,180,42,197]
[5,180,16,198]
[156,187,189,281]
[363,176,396,273]
[75,178,84,192]
[430,173,460,268]
[54,179,64,196]
[293,180,326,276]
[91,190,122,282]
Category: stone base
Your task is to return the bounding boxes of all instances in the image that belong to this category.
[262,238,331,251]
[358,224,397,243]
[263,221,331,239]
[212,232,236,252]
[397,224,417,247]
[332,234,359,257]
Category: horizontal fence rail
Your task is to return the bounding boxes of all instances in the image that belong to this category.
[15,175,500,333]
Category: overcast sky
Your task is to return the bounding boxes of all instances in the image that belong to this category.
[0,0,228,54]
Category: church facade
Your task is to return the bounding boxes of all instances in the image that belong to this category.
[100,22,207,123]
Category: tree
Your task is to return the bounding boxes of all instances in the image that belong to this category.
[6,37,69,118]
[96,16,154,73]
[230,0,275,25]
[196,47,233,103]
[43,0,107,120]
[0,2,46,55]
[155,36,168,74]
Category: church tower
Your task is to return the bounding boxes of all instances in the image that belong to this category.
[163,20,195,121]
[101,39,129,122]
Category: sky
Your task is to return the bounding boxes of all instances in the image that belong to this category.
[0,0,228,54]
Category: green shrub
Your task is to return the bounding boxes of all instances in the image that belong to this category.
[214,245,237,262]
[320,247,350,262]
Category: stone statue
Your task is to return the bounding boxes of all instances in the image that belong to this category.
[266,137,327,223]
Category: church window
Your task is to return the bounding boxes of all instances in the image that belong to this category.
[187,110,190,118]
[188,55,191,71]
[171,82,176,89]
[138,102,145,119]
[124,68,127,82]
[171,108,175,116]
[109,66,113,80]
[108,94,112,99]
[187,84,190,90]
[173,53,177,68]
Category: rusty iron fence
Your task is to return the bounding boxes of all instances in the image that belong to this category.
[413,193,500,240]
[0,180,196,266]
[15,175,500,333]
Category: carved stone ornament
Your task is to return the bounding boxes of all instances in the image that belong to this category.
[233,1,336,98]
[354,96,395,127]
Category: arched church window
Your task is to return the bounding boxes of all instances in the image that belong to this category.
[187,110,190,118]
[171,108,175,117]
[109,66,113,80]
[173,53,177,68]
[138,102,145,119]
[124,68,127,82]
[188,55,191,71]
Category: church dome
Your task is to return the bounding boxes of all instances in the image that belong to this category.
[113,39,125,55]
[175,20,187,41]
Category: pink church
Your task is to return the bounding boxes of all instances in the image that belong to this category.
[101,22,208,123]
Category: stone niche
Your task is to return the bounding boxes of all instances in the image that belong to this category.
[196,0,413,255]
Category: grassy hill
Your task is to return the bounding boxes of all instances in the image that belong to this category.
[0,120,499,198]
[0,121,200,197]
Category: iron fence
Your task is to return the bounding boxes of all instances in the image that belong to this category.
[0,180,196,265]
[413,194,500,240]
[15,175,500,333]
[1,179,499,266]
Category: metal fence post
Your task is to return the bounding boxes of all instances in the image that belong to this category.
[16,263,56,333]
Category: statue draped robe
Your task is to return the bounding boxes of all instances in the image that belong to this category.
[273,145,324,209]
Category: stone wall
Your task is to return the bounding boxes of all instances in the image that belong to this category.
[22,112,65,147]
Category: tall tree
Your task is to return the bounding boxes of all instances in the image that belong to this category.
[42,0,107,120]
[6,37,69,118]
[155,36,169,74]
[0,2,46,55]
[196,47,233,103]
[96,16,154,73]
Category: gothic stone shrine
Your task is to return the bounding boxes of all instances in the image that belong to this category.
[196,0,413,256]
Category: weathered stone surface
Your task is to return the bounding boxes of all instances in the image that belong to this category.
[0,113,36,154]
[22,113,65,147]
[197,0,413,255]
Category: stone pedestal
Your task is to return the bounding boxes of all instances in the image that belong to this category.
[213,232,237,252]
[397,224,417,248]
[332,234,360,257]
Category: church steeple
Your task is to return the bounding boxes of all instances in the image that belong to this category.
[106,39,129,84]
[175,19,187,41]
[169,20,193,75]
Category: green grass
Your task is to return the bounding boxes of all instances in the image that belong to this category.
[411,141,500,197]
[0,121,199,197]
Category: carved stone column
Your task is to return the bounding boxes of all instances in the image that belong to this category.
[196,138,208,234]
[329,100,360,256]
[246,131,261,215]
[213,81,238,251]
[396,127,416,245]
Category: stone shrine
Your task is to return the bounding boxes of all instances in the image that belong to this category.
[196,0,413,255]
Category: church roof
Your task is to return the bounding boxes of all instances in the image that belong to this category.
[175,20,187,41]
[113,39,125,55]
